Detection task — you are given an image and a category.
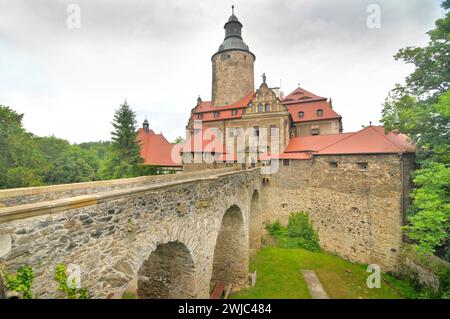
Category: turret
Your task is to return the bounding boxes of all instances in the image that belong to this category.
[143,118,149,133]
[211,6,255,107]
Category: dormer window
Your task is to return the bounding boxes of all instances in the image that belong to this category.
[213,111,220,118]
[258,103,263,112]
[265,103,270,112]
[298,111,304,118]
[197,113,203,120]
[312,128,320,136]
[231,109,238,116]
[317,109,324,116]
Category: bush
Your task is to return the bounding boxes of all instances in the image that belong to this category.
[265,212,321,252]
[265,220,283,236]
[2,265,35,299]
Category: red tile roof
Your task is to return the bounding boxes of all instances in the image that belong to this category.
[316,126,415,155]
[282,87,341,123]
[282,87,327,105]
[285,133,354,153]
[285,100,341,123]
[181,124,226,153]
[137,128,182,167]
[284,126,415,156]
[192,92,254,122]
[277,152,312,160]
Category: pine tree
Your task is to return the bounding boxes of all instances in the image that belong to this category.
[103,100,143,178]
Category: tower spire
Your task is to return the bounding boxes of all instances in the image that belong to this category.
[232,5,234,15]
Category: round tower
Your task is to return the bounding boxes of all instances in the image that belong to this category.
[211,6,255,107]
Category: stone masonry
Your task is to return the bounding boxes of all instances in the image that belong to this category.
[261,154,414,271]
[0,169,261,298]
[0,152,414,298]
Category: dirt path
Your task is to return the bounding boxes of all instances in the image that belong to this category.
[301,269,329,299]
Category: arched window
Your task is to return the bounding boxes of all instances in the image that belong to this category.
[317,109,323,116]
[258,103,263,112]
[265,103,270,112]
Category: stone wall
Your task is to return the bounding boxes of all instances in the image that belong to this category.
[0,169,261,298]
[293,119,341,137]
[0,167,237,207]
[212,51,254,107]
[261,154,413,271]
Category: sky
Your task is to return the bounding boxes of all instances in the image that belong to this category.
[0,0,445,144]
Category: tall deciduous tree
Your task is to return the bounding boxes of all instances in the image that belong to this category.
[0,105,44,188]
[381,1,450,259]
[103,100,143,179]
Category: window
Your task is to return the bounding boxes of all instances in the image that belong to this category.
[311,128,320,136]
[213,111,220,118]
[228,128,235,137]
[329,161,338,169]
[282,159,290,166]
[254,126,260,137]
[358,162,368,171]
[265,103,270,112]
[231,109,238,116]
[270,125,277,136]
[258,103,263,112]
[317,109,324,116]
[197,113,203,120]
[298,111,304,118]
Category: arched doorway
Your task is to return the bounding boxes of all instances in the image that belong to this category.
[211,205,248,288]
[249,190,261,250]
[137,241,196,299]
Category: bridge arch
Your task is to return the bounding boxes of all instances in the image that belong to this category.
[211,204,248,289]
[249,189,261,250]
[137,241,197,299]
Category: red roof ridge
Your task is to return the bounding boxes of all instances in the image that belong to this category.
[194,91,254,113]
[370,126,409,152]
[316,125,415,155]
[282,87,327,105]
[315,131,358,153]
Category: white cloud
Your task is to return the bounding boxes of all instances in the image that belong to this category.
[0,0,445,143]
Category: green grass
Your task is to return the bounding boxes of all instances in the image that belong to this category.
[122,291,137,299]
[231,247,417,299]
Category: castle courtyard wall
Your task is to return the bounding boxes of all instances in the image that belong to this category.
[261,154,414,271]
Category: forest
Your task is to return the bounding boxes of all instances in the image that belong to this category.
[0,100,165,190]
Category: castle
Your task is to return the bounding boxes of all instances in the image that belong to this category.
[0,8,419,299]
[138,8,416,270]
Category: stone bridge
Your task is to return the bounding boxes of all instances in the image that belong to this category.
[0,167,262,298]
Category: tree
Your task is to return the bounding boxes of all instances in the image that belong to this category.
[380,2,450,258]
[0,106,44,188]
[173,136,185,144]
[103,100,143,179]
